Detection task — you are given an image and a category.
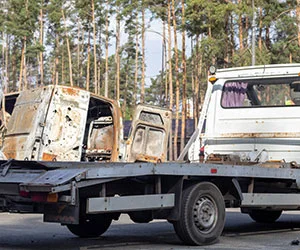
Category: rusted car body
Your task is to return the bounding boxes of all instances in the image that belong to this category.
[1,85,171,163]
[126,104,171,162]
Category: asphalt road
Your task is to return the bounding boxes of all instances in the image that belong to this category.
[1,209,300,250]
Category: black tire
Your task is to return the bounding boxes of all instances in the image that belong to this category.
[173,182,225,246]
[249,210,282,223]
[67,214,112,238]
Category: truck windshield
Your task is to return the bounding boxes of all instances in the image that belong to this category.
[221,77,300,108]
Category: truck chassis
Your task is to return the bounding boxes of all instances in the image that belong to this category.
[0,160,300,245]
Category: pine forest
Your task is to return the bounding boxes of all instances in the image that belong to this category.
[0,0,300,159]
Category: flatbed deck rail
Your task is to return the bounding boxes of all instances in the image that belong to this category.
[1,160,300,245]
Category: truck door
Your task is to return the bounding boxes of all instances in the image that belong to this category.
[209,76,300,163]
[126,104,172,163]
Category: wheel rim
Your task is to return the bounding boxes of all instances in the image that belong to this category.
[193,195,217,234]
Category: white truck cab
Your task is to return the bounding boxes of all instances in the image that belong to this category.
[189,64,300,164]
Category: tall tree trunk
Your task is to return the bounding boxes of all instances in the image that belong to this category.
[194,35,200,127]
[122,71,128,118]
[12,45,17,90]
[86,28,91,91]
[265,26,271,50]
[80,28,84,88]
[18,39,26,91]
[39,3,44,86]
[159,20,165,105]
[104,0,109,97]
[230,13,235,60]
[98,24,102,95]
[208,10,212,38]
[62,9,73,87]
[4,35,9,93]
[23,43,28,89]
[77,20,81,87]
[245,16,249,49]
[180,0,186,154]
[115,5,121,101]
[2,32,4,84]
[18,0,29,91]
[297,0,300,46]
[224,15,229,64]
[51,59,55,85]
[199,45,203,105]
[171,0,179,158]
[258,7,263,52]
[2,32,8,93]
[91,0,98,94]
[238,0,244,50]
[140,2,145,103]
[55,36,59,86]
[191,38,194,121]
[163,19,168,102]
[134,14,139,105]
[167,0,173,160]
[62,50,65,84]
[98,61,101,94]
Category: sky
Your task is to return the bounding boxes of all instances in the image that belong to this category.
[110,15,192,87]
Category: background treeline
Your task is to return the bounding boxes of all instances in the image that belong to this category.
[0,0,300,159]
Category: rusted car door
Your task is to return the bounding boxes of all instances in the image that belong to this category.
[2,86,54,160]
[39,86,90,161]
[126,104,172,163]
[2,86,90,162]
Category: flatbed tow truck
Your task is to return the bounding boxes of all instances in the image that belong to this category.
[1,64,300,246]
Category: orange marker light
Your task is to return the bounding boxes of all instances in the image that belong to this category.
[209,76,217,84]
[47,193,59,203]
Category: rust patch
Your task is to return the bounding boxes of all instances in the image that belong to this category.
[220,132,300,138]
[61,87,80,96]
[4,152,16,159]
[2,136,21,159]
[259,162,283,169]
[88,124,114,151]
[136,154,161,163]
[42,152,57,161]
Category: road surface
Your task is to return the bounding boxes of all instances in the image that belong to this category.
[1,209,300,249]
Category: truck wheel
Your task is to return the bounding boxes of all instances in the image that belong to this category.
[173,182,225,245]
[67,214,112,238]
[249,210,282,223]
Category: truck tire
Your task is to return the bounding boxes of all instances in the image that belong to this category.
[67,214,112,238]
[249,210,282,223]
[173,182,225,245]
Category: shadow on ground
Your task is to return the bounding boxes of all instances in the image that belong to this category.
[1,211,300,249]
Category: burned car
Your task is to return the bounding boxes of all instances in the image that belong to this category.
[0,85,171,163]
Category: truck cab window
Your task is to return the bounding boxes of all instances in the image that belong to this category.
[221,77,300,108]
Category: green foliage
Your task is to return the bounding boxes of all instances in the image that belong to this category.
[5,0,40,39]
[0,0,299,119]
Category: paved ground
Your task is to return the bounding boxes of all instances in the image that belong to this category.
[1,209,300,249]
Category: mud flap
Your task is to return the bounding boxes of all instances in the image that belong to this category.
[44,203,80,224]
